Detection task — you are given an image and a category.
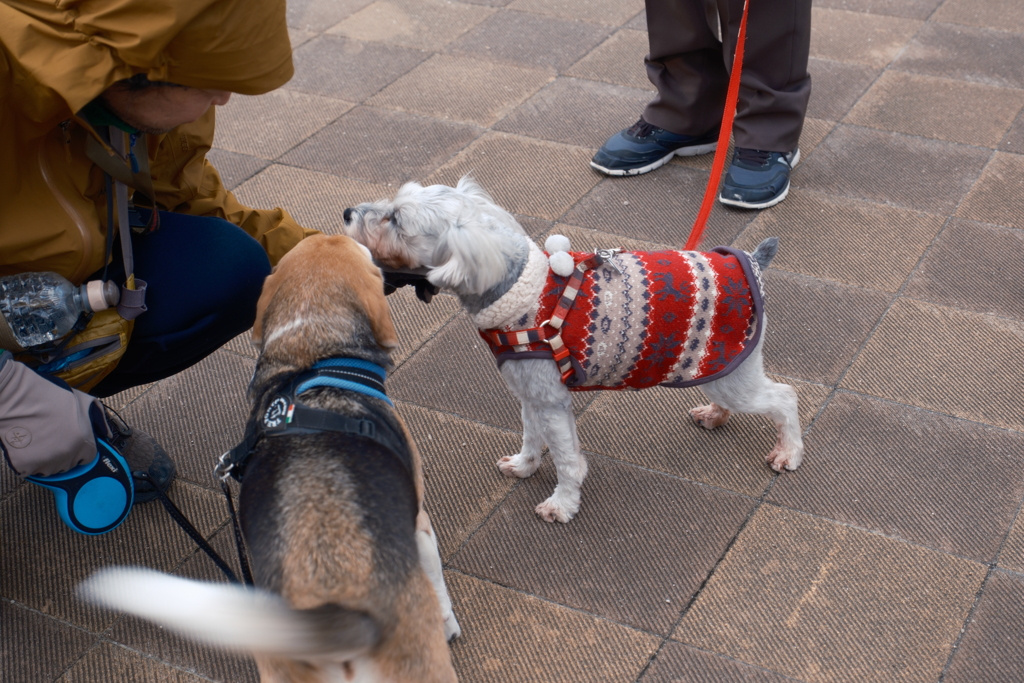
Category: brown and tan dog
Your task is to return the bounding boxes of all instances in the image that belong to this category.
[82,234,460,683]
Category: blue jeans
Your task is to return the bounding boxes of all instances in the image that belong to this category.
[90,211,271,397]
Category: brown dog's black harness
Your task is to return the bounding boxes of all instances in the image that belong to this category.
[165,359,409,587]
[216,358,408,484]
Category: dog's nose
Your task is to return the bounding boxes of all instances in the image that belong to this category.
[343,208,354,223]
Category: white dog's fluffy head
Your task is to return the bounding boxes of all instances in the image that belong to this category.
[342,176,526,295]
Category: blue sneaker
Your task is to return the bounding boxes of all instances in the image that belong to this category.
[591,118,718,176]
[718,148,800,209]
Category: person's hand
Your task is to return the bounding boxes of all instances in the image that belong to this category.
[382,270,440,303]
[0,351,111,477]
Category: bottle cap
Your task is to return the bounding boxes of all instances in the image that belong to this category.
[85,280,121,312]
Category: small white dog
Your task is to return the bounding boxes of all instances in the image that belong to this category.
[343,178,803,523]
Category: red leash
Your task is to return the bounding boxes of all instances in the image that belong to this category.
[683,0,750,251]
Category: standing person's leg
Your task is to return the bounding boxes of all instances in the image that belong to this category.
[643,0,728,137]
[718,0,812,209]
[90,210,272,397]
[591,0,724,176]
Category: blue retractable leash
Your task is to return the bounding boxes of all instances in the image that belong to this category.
[26,438,134,535]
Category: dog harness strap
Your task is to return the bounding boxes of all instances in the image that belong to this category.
[296,360,392,406]
[481,252,607,383]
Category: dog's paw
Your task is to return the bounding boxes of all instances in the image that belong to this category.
[497,452,541,478]
[690,403,731,430]
[767,444,803,472]
[535,496,577,524]
[443,612,462,641]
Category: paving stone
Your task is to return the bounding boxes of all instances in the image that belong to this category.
[811,0,941,19]
[105,527,259,683]
[221,331,258,361]
[894,22,1024,89]
[289,35,429,103]
[327,0,494,51]
[796,124,992,214]
[674,505,987,683]
[495,78,653,148]
[205,149,269,191]
[233,164,394,235]
[564,29,654,91]
[757,269,892,386]
[452,454,755,634]
[809,8,921,68]
[0,480,225,631]
[388,313,595,431]
[624,9,646,30]
[956,151,1024,230]
[562,165,753,247]
[944,571,1024,683]
[514,214,555,238]
[576,379,829,497]
[905,218,1024,321]
[1,601,96,683]
[446,571,660,682]
[119,349,253,490]
[1,457,22,503]
[213,90,352,159]
[447,10,609,72]
[286,0,373,31]
[280,106,482,185]
[286,28,317,50]
[734,191,946,292]
[770,391,1024,562]
[57,642,211,682]
[805,58,880,122]
[425,132,600,220]
[932,0,1024,34]
[999,515,1024,573]
[506,0,644,27]
[397,403,519,561]
[386,289,462,368]
[1000,108,1024,154]
[639,641,798,683]
[542,222,673,252]
[841,297,1024,432]
[368,54,552,127]
[845,71,1024,147]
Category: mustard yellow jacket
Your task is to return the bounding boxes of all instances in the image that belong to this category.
[0,0,316,285]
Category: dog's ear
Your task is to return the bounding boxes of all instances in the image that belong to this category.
[428,222,511,294]
[251,265,281,349]
[352,271,399,350]
[344,237,399,349]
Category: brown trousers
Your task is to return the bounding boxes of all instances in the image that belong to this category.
[642,0,812,152]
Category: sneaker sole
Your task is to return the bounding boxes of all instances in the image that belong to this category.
[717,149,801,210]
[590,142,718,177]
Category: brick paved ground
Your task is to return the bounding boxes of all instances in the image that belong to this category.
[4,0,1024,681]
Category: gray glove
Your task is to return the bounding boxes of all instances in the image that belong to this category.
[0,350,111,477]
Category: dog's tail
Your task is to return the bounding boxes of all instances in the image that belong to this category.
[80,568,381,659]
[750,237,779,272]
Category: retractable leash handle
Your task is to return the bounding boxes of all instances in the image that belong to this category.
[26,438,134,535]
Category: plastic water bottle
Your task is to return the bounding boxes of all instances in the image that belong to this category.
[0,273,119,349]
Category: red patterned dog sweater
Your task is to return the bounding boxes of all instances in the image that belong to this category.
[478,245,764,390]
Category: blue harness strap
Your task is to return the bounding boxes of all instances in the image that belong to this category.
[296,358,392,406]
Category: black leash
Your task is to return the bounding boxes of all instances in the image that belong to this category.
[133,471,251,585]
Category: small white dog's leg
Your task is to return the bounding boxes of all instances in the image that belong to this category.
[497,402,544,478]
[501,359,587,523]
[699,329,803,472]
[415,510,460,640]
[689,402,731,429]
